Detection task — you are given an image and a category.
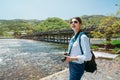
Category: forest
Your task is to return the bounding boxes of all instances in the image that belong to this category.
[0,15,119,38]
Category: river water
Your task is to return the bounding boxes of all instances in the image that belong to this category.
[0,39,67,80]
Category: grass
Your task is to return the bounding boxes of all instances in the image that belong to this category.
[91,45,99,50]
[111,40,120,45]
[91,39,120,54]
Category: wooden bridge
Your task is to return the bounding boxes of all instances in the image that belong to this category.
[20,25,96,44]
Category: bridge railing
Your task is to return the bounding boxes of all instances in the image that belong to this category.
[20,25,96,44]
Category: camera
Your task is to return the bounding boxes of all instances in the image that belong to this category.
[61,52,68,62]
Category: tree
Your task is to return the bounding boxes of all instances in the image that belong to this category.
[112,20,120,37]
[91,16,120,50]
[13,31,21,38]
[33,17,69,32]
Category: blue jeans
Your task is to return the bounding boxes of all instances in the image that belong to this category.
[69,62,85,80]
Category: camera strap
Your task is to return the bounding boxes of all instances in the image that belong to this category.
[68,31,84,55]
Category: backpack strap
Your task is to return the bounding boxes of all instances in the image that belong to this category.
[79,33,97,73]
[68,31,82,55]
[68,31,84,55]
[78,32,85,55]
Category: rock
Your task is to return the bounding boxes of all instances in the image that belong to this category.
[40,58,120,80]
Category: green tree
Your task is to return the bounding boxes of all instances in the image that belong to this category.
[33,17,69,32]
[91,16,120,50]
[112,20,120,37]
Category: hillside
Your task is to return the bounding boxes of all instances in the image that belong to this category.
[0,15,106,37]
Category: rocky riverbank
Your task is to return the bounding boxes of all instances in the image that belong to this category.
[0,50,119,80]
[40,56,120,80]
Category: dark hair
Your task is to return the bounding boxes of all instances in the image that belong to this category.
[70,17,82,24]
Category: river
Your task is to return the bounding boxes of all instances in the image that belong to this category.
[0,39,67,80]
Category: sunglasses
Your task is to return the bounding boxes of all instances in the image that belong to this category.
[70,21,78,24]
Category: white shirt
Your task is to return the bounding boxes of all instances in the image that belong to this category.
[70,34,92,64]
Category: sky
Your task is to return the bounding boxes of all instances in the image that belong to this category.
[0,0,120,20]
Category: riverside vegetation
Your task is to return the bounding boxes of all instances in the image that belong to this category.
[0,15,120,50]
